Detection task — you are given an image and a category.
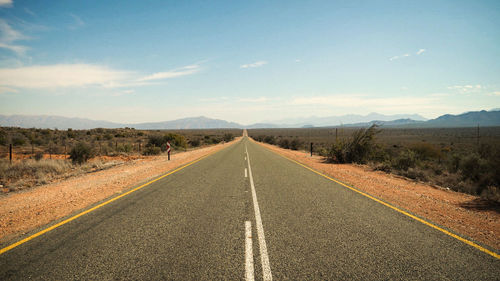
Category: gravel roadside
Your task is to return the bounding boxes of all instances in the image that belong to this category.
[256,140,500,251]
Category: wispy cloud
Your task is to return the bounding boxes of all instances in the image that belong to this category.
[0,64,131,89]
[238,97,275,103]
[0,0,13,8]
[295,59,301,63]
[69,13,85,30]
[24,8,36,16]
[137,64,200,81]
[0,19,29,55]
[416,49,426,55]
[389,54,410,61]
[489,91,500,96]
[0,86,18,94]
[0,63,202,91]
[198,96,230,102]
[112,89,135,97]
[240,61,267,68]
[447,84,482,93]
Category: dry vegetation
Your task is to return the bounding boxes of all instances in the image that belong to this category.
[0,127,241,192]
[250,126,500,202]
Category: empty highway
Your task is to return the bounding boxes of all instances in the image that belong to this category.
[0,137,499,280]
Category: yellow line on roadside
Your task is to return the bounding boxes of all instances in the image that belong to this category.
[256,142,500,260]
[0,143,234,256]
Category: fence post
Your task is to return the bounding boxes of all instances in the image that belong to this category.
[310,142,313,156]
[9,144,12,165]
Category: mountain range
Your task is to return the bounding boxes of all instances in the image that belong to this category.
[0,110,499,130]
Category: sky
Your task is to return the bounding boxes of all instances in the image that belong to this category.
[0,0,499,125]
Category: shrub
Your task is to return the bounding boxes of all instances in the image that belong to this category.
[289,138,303,150]
[34,152,44,161]
[143,146,161,155]
[189,139,201,147]
[0,130,7,146]
[12,136,26,146]
[263,135,276,145]
[70,142,93,164]
[459,153,485,182]
[393,149,417,171]
[117,143,133,153]
[448,153,461,173]
[147,135,164,148]
[223,133,234,142]
[278,139,290,149]
[327,124,380,163]
[409,142,441,161]
[481,186,500,202]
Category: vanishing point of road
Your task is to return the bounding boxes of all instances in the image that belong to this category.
[0,136,499,280]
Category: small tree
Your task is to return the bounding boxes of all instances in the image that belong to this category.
[223,133,234,142]
[70,142,93,164]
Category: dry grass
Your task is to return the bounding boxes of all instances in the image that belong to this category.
[0,158,123,192]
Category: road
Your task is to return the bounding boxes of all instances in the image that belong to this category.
[0,137,499,280]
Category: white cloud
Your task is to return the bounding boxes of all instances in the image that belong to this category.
[198,96,230,102]
[239,97,274,103]
[489,91,500,96]
[240,61,267,68]
[389,54,410,61]
[0,86,18,94]
[0,64,131,89]
[69,13,85,30]
[0,63,202,91]
[112,89,135,97]
[0,0,13,7]
[0,19,29,55]
[416,49,426,55]
[447,84,482,93]
[295,59,301,63]
[24,8,36,16]
[137,64,200,81]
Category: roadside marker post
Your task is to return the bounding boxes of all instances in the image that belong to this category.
[310,142,313,157]
[167,141,171,161]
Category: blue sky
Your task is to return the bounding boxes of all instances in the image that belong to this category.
[0,0,499,124]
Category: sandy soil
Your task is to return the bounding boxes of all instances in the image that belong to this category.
[0,138,240,244]
[256,141,500,251]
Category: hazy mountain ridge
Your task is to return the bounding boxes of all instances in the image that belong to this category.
[265,113,428,127]
[1,110,499,129]
[0,115,122,130]
[133,116,241,129]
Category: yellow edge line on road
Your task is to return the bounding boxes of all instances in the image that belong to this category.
[0,144,231,256]
[256,142,500,260]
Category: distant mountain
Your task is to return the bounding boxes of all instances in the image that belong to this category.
[422,110,500,127]
[0,115,242,130]
[1,110,498,130]
[246,123,281,129]
[0,115,122,130]
[337,118,425,128]
[132,116,241,129]
[265,112,427,127]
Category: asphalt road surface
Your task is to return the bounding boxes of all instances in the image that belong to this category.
[0,137,499,280]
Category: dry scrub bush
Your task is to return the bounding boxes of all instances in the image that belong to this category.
[327,124,380,164]
[0,159,72,190]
